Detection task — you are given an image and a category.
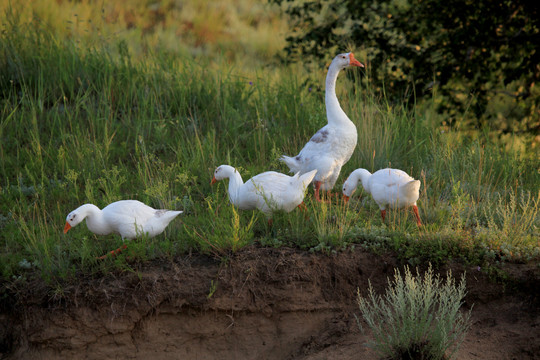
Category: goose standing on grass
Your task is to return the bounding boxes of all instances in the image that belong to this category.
[342,168,422,226]
[64,200,183,258]
[211,165,317,225]
[280,52,364,202]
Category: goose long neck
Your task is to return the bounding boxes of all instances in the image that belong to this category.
[325,64,348,123]
[355,169,372,193]
[226,169,244,205]
[79,204,106,232]
[78,204,101,218]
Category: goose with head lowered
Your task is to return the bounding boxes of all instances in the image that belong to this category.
[281,52,364,202]
[64,200,183,258]
[211,165,317,225]
[342,168,422,226]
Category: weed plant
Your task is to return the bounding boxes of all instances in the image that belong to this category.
[357,265,472,360]
[0,8,538,283]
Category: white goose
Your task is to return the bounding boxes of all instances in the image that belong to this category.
[64,200,183,257]
[342,168,422,226]
[211,165,317,224]
[281,52,364,201]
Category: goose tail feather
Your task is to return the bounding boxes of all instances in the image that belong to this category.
[401,180,421,195]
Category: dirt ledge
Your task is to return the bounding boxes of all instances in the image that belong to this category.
[1,246,539,359]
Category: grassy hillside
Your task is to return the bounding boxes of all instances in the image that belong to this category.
[0,2,538,283]
[0,0,288,71]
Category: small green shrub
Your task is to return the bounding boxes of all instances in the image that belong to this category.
[357,265,471,360]
[478,190,540,262]
[184,193,257,255]
[311,198,360,249]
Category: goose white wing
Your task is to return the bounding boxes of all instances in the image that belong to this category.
[102,200,159,238]
[295,125,338,165]
[369,169,419,209]
[103,200,157,222]
[243,172,300,214]
[246,172,292,198]
[370,168,414,187]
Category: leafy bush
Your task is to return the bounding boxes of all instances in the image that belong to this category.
[357,265,471,359]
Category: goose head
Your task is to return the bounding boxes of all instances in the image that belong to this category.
[332,53,364,70]
[342,176,358,203]
[64,209,84,233]
[211,165,236,185]
[342,169,371,203]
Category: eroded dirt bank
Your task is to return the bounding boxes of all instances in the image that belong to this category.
[1,247,539,359]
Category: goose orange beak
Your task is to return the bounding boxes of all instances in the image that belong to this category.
[210,176,217,185]
[349,53,364,68]
[343,195,350,204]
[63,222,71,234]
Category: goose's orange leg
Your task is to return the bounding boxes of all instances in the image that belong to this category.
[314,181,322,202]
[380,209,387,222]
[313,182,332,203]
[412,205,422,227]
[97,244,128,260]
[297,201,310,220]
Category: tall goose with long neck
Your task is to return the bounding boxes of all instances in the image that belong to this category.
[211,165,317,224]
[281,52,364,201]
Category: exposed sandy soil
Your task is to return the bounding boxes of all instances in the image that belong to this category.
[1,246,539,359]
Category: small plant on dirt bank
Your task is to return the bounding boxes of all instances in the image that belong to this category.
[357,265,471,360]
[183,193,257,255]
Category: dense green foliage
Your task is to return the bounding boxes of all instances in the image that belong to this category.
[0,11,538,283]
[275,0,539,133]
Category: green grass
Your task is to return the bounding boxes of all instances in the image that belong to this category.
[0,0,288,71]
[0,8,538,284]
